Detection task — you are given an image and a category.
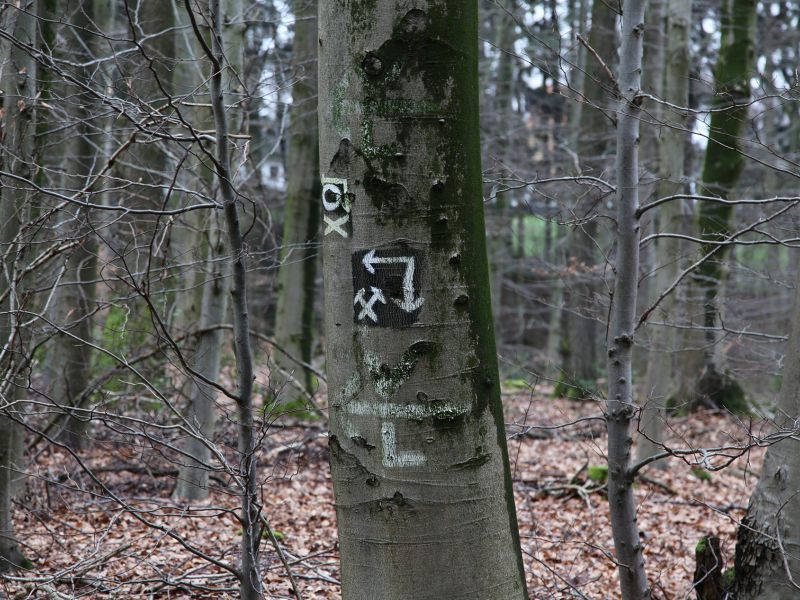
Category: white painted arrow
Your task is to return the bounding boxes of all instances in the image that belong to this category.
[361,249,425,313]
[354,286,386,322]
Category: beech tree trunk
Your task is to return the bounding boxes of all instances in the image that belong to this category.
[606,0,651,596]
[318,2,528,598]
[557,0,618,397]
[733,263,800,598]
[173,0,243,503]
[0,0,37,573]
[636,0,692,468]
[682,0,756,407]
[273,0,321,401]
[46,0,101,450]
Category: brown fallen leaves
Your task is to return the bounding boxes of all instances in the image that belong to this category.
[1,389,764,599]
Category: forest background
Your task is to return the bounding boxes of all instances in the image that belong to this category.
[0,0,799,598]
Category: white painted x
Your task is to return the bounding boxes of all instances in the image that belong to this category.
[324,213,349,237]
[354,286,386,323]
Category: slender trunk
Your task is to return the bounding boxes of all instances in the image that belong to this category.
[0,0,37,573]
[606,0,650,596]
[173,226,230,500]
[273,0,321,402]
[558,0,618,396]
[173,0,243,503]
[46,0,101,450]
[318,2,528,598]
[190,0,263,596]
[734,262,800,598]
[636,0,691,468]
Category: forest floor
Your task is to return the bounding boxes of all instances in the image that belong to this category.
[1,384,766,599]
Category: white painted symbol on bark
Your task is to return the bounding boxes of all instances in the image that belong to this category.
[381,421,426,468]
[324,214,350,237]
[321,176,350,238]
[361,249,425,312]
[353,286,386,323]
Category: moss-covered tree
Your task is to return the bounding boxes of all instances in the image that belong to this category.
[318,2,528,597]
[679,0,756,409]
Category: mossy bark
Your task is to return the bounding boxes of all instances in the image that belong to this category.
[318,2,527,598]
[684,0,756,408]
[273,0,321,401]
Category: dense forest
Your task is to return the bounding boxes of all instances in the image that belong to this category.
[0,0,799,598]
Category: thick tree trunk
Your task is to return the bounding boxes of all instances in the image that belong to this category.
[636,0,692,469]
[273,0,321,402]
[606,0,650,596]
[733,263,800,598]
[318,2,528,598]
[683,0,756,408]
[0,0,37,573]
[557,0,618,397]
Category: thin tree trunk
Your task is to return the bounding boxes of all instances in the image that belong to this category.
[189,0,263,596]
[734,259,800,598]
[558,0,618,397]
[318,2,528,598]
[636,0,692,469]
[606,0,650,595]
[46,0,101,450]
[273,0,321,402]
[0,0,37,573]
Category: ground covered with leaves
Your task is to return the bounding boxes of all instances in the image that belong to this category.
[1,386,766,599]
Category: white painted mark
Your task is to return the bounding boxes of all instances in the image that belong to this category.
[361,249,425,312]
[354,286,386,323]
[324,214,350,237]
[321,176,350,237]
[381,421,426,468]
[346,400,469,420]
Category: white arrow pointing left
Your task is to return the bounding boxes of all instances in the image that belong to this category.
[361,249,425,313]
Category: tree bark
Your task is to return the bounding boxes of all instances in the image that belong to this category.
[318,2,528,598]
[192,0,263,596]
[0,0,37,573]
[606,0,650,595]
[733,261,800,598]
[273,0,321,402]
[636,0,692,469]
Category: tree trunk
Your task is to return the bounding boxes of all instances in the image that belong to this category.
[636,0,692,469]
[733,262,800,598]
[272,0,321,403]
[0,0,37,573]
[193,0,263,596]
[173,0,243,503]
[45,0,101,450]
[685,0,756,408]
[606,0,650,595]
[318,2,528,598]
[557,0,618,397]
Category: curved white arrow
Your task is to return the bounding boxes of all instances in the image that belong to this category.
[361,249,425,313]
